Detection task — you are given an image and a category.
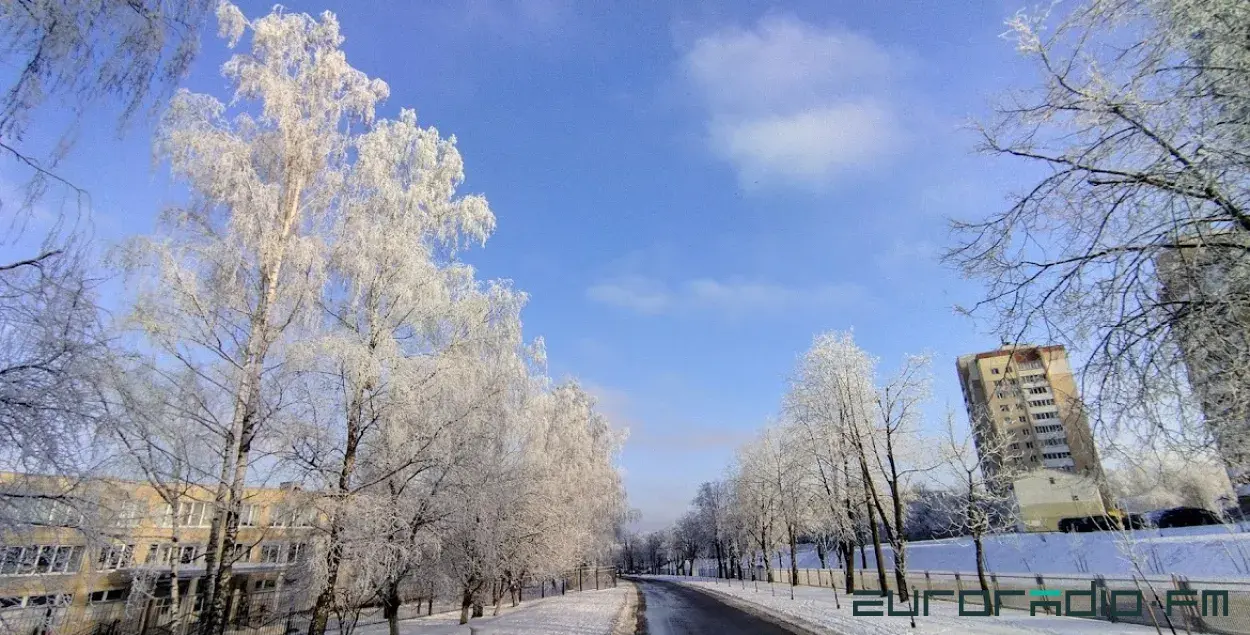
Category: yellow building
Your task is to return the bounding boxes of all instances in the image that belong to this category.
[956,344,1112,530]
[1011,470,1107,532]
[0,473,317,634]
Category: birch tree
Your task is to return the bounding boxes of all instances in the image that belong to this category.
[945,0,1250,494]
[867,354,933,601]
[1,0,214,199]
[120,5,389,633]
[937,410,1022,593]
[0,243,105,488]
[292,102,500,635]
[784,331,890,594]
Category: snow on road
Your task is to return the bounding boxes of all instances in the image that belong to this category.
[353,586,629,635]
[656,576,1163,635]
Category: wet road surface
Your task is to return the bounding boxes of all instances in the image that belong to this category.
[634,578,802,635]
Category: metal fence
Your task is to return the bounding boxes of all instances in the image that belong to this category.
[690,565,1249,634]
[0,567,617,635]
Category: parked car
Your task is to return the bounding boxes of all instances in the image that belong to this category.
[1147,507,1224,528]
[1058,511,1148,532]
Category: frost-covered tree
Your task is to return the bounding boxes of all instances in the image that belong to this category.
[119,5,389,632]
[102,363,224,634]
[0,0,214,192]
[691,480,731,577]
[287,98,502,635]
[783,331,889,594]
[0,243,105,487]
[732,434,781,582]
[867,353,933,601]
[1108,448,1234,513]
[936,409,1022,593]
[945,0,1250,494]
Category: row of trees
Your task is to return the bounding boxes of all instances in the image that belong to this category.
[619,332,1010,602]
[620,331,1237,604]
[1,4,625,635]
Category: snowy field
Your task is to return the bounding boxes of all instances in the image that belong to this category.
[716,524,1250,578]
[352,586,629,635]
[654,576,1161,635]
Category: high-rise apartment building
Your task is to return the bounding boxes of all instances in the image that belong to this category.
[956,344,1110,530]
[1156,234,1250,505]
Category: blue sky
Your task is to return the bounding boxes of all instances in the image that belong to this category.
[4,0,1048,530]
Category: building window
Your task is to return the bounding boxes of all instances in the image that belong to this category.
[0,545,84,576]
[231,543,252,563]
[163,501,215,528]
[260,544,282,564]
[26,594,72,608]
[114,500,147,527]
[1028,398,1056,407]
[144,544,200,566]
[255,579,277,591]
[96,544,134,571]
[271,507,315,528]
[1025,442,1034,448]
[1032,411,1058,420]
[286,543,307,564]
[89,589,129,604]
[1028,386,1049,395]
[239,504,257,527]
[999,405,1010,412]
[991,368,1000,375]
[0,596,21,609]
[1009,443,1020,450]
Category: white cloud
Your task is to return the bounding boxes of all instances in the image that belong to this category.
[679,15,905,188]
[586,275,866,316]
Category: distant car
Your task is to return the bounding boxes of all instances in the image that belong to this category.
[1149,507,1224,528]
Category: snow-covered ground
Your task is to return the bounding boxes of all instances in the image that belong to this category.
[654,576,1162,635]
[701,524,1250,578]
[352,586,629,635]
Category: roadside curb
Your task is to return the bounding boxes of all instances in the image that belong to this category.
[675,581,835,635]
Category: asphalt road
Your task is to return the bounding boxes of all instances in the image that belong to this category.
[633,578,803,635]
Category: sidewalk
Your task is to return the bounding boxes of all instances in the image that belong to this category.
[352,586,630,635]
[657,576,1165,635]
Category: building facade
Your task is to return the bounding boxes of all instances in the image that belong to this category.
[0,473,317,634]
[1156,235,1250,505]
[1011,471,1107,532]
[956,344,1110,530]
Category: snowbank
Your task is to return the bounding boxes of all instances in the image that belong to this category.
[698,524,1250,578]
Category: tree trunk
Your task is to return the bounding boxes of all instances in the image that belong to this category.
[974,533,990,593]
[841,540,856,592]
[787,524,799,586]
[816,541,827,569]
[382,582,401,635]
[859,451,889,596]
[459,587,473,625]
[308,386,365,635]
[492,579,503,616]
